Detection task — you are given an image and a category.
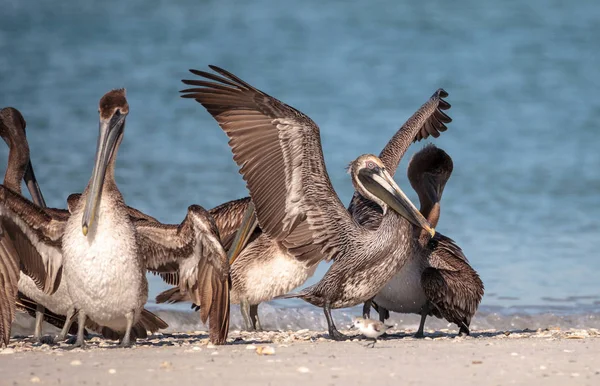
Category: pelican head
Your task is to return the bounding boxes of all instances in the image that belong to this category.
[349,154,435,237]
[82,89,129,236]
[0,107,45,206]
[407,144,453,209]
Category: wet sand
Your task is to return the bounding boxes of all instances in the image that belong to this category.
[1,327,599,386]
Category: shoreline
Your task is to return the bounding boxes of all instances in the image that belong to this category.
[2,327,599,385]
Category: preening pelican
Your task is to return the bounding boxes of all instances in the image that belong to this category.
[364,144,484,336]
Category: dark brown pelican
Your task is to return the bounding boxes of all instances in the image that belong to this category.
[364,144,484,336]
[0,107,49,346]
[178,65,437,340]
[0,90,230,346]
[157,88,451,332]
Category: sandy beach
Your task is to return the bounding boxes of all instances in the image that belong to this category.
[2,325,599,386]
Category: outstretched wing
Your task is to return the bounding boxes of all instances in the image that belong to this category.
[0,233,19,346]
[349,89,452,227]
[135,205,230,344]
[380,88,451,175]
[208,197,252,241]
[181,65,363,267]
[0,186,66,346]
[67,193,159,223]
[0,186,65,293]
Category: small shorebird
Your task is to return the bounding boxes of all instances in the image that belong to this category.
[157,77,452,333]
[363,144,484,336]
[179,65,435,340]
[0,90,230,346]
[351,317,394,347]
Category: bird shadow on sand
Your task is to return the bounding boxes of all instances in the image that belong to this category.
[313,328,538,343]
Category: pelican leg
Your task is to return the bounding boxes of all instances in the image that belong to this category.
[371,301,389,322]
[458,321,470,337]
[33,304,45,341]
[362,299,372,319]
[240,298,254,331]
[365,338,377,348]
[55,308,76,343]
[73,310,86,348]
[415,303,430,338]
[249,304,262,331]
[120,311,134,348]
[324,302,347,341]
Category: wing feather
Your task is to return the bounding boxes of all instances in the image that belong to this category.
[182,66,361,266]
[0,186,64,294]
[135,204,229,344]
[349,88,452,226]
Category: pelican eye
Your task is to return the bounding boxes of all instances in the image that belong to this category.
[366,161,377,169]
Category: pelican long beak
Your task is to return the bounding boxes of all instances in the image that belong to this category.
[359,167,435,237]
[82,113,126,236]
[227,202,258,264]
[23,159,47,208]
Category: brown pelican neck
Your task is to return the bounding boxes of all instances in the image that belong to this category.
[416,201,440,244]
[4,143,29,194]
[378,128,414,178]
[420,201,440,227]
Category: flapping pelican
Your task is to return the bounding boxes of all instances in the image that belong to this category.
[179,65,437,340]
[0,90,230,346]
[157,84,451,332]
[0,107,168,344]
[364,144,484,336]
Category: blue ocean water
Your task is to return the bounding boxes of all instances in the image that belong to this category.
[1,0,599,329]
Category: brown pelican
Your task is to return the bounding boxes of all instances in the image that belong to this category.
[178,65,437,340]
[157,86,451,332]
[363,144,484,336]
[0,107,49,346]
[0,107,168,344]
[0,90,230,346]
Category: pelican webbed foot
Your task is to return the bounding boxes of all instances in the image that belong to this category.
[328,328,348,341]
[458,324,470,337]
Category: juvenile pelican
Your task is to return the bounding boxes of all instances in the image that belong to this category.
[0,90,230,346]
[179,65,435,340]
[158,87,451,332]
[364,144,484,336]
[1,107,168,344]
